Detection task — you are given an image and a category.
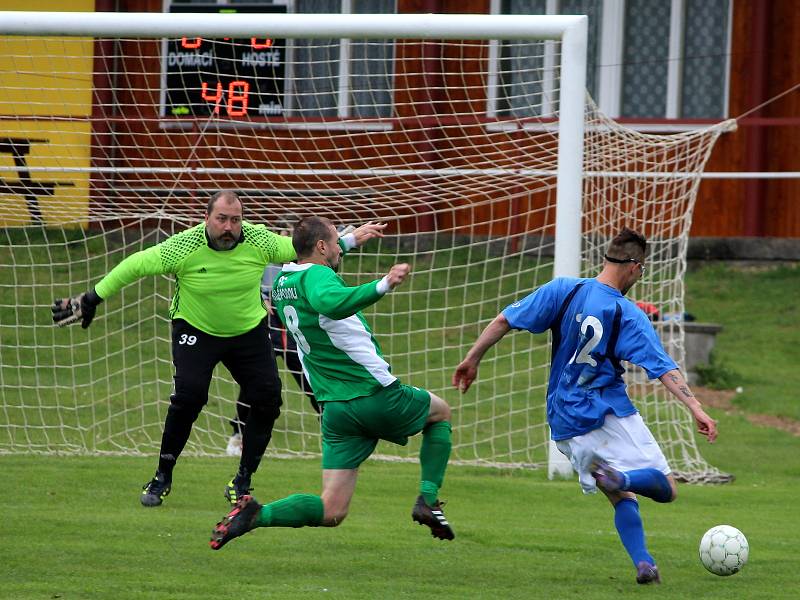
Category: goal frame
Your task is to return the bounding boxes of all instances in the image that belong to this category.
[0,10,587,477]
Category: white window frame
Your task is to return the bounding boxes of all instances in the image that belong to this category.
[491,0,733,128]
[487,0,560,119]
[284,0,396,122]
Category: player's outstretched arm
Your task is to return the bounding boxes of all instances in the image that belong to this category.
[51,289,104,329]
[382,262,410,290]
[453,313,511,393]
[309,263,411,321]
[658,368,718,442]
[349,222,387,247]
[51,245,167,329]
[335,222,387,256]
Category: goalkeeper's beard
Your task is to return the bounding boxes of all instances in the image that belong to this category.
[208,230,238,251]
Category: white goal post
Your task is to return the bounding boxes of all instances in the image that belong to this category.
[0,10,730,483]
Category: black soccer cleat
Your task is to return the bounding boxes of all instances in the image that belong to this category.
[141,471,171,507]
[635,561,661,585]
[210,495,262,550]
[412,495,455,541]
[224,475,253,505]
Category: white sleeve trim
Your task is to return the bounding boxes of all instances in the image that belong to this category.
[376,276,392,295]
[341,233,357,251]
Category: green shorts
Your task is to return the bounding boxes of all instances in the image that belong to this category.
[320,381,431,470]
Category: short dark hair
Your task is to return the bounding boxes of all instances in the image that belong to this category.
[207,190,242,214]
[606,227,647,263]
[293,216,335,258]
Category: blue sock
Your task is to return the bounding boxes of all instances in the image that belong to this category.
[620,469,673,503]
[614,498,654,566]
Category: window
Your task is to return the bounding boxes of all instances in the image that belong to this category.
[490,0,602,118]
[620,0,670,117]
[493,0,731,121]
[680,0,730,119]
[288,0,396,118]
[494,0,548,118]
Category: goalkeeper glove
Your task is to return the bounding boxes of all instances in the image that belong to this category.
[51,289,103,329]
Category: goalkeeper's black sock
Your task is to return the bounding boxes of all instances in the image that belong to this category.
[157,456,176,480]
[239,406,278,475]
[234,465,252,486]
[158,403,199,476]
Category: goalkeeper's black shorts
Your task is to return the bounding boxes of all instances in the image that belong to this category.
[170,317,282,409]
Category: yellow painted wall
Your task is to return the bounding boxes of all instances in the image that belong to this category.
[0,0,94,7]
[0,121,91,226]
[0,0,96,226]
[0,37,94,117]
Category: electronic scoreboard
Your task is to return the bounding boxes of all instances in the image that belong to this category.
[162,2,287,118]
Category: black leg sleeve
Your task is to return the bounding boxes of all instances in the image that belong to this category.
[159,320,217,476]
[231,388,249,436]
[224,319,283,476]
[282,345,319,414]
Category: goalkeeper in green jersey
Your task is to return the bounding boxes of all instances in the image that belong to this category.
[210,216,455,549]
[51,192,385,508]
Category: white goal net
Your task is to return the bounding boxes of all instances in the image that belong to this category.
[0,11,732,482]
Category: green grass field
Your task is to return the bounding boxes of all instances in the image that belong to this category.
[685,262,800,420]
[2,228,798,599]
[2,400,798,599]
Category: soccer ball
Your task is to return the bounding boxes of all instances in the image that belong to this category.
[699,525,749,576]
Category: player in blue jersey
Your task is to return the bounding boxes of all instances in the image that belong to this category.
[453,227,717,585]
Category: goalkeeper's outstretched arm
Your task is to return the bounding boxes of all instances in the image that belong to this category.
[453,313,512,393]
[51,245,164,328]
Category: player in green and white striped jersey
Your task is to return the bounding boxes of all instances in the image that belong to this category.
[210,216,455,549]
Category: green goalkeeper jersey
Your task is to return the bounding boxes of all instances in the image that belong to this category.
[93,221,296,337]
[271,262,395,402]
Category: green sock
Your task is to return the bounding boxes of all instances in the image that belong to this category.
[419,421,452,506]
[255,494,324,528]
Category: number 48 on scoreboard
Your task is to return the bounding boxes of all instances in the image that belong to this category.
[161,2,287,119]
